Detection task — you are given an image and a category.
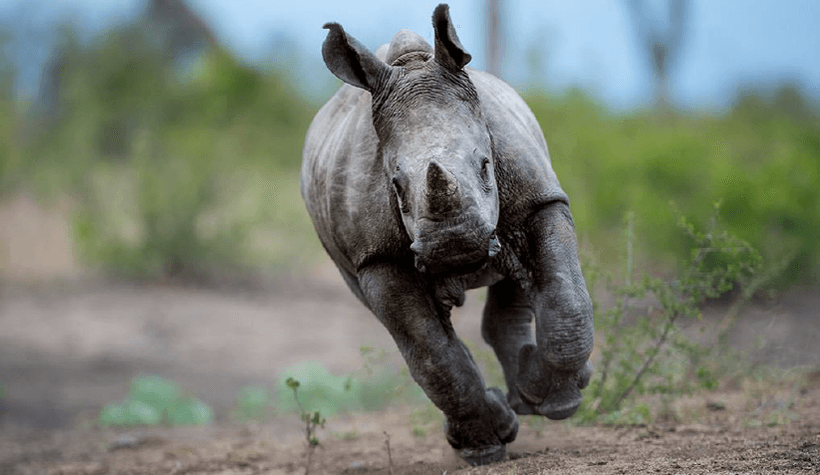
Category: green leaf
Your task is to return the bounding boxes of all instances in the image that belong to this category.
[286,377,300,390]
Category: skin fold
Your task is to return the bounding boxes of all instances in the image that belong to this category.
[301,4,593,466]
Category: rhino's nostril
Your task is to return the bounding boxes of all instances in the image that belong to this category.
[488,233,500,257]
[413,254,428,273]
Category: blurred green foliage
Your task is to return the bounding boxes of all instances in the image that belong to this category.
[6,24,319,279]
[574,206,764,425]
[275,360,424,417]
[528,87,819,285]
[1,19,817,284]
[99,374,213,427]
[233,385,275,422]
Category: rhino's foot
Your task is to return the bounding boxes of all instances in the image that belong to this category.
[510,352,593,420]
[444,387,518,466]
[458,444,507,467]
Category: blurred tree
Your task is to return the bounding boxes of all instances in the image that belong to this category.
[772,83,818,122]
[0,31,13,101]
[486,0,503,78]
[623,0,688,109]
[36,0,220,155]
[145,0,219,55]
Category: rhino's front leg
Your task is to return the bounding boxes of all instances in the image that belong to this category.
[481,278,536,411]
[506,201,594,419]
[358,262,518,465]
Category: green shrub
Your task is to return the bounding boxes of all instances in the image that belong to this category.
[275,359,423,417]
[71,134,257,280]
[233,386,275,422]
[276,361,360,417]
[5,19,818,284]
[527,87,819,286]
[575,206,765,424]
[21,24,318,279]
[99,374,213,427]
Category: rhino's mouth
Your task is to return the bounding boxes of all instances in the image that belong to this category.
[411,228,499,275]
[416,253,488,275]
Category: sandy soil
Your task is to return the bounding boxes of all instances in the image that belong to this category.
[1,395,818,474]
[1,195,819,474]
[1,276,818,474]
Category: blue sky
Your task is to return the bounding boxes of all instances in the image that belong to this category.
[4,0,820,110]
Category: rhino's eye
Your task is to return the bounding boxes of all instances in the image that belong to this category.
[392,175,410,213]
[479,157,492,184]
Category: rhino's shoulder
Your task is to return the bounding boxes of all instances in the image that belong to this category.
[467,69,549,158]
[302,84,409,274]
[467,69,568,222]
[302,82,371,176]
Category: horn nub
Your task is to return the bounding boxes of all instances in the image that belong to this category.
[426,161,460,216]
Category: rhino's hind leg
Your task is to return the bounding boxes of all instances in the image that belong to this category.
[481,278,537,413]
[358,263,518,465]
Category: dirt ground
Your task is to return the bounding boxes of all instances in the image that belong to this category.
[1,195,819,474]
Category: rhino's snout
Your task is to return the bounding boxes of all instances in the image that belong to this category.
[411,229,499,275]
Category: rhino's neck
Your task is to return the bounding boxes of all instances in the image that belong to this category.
[431,264,505,311]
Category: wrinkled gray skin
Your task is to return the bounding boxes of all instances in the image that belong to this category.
[301,4,593,466]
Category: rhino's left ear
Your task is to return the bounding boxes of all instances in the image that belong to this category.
[322,22,391,92]
[432,4,471,71]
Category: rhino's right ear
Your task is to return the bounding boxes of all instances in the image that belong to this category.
[432,4,471,71]
[322,22,391,92]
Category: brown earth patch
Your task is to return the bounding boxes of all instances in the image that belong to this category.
[1,194,819,474]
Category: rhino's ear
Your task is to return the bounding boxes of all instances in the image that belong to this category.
[322,22,391,92]
[432,4,471,71]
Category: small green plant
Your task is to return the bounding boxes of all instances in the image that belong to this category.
[276,361,358,416]
[98,374,213,427]
[286,377,326,446]
[577,205,765,424]
[275,357,424,422]
[286,377,326,475]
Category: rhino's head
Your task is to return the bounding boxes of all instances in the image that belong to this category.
[322,4,499,275]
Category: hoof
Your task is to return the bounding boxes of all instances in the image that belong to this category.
[457,444,506,466]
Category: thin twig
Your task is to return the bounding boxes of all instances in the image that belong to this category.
[305,446,314,475]
[384,431,394,475]
[613,243,709,409]
[614,313,678,408]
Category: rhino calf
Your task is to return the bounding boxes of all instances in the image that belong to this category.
[301,4,593,466]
